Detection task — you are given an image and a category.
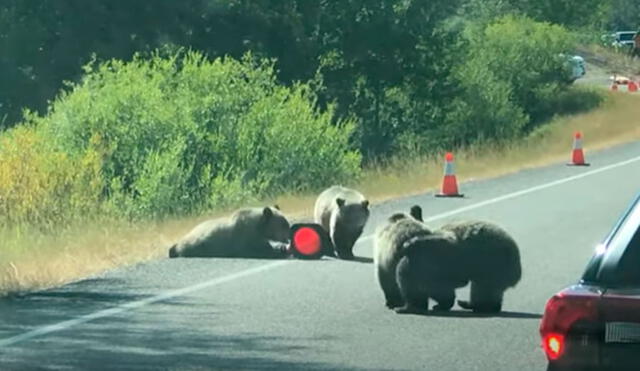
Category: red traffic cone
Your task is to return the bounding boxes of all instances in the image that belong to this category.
[435,152,464,197]
[567,131,590,166]
[629,81,638,93]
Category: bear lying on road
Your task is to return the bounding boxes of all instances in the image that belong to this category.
[168,206,291,258]
[314,185,370,260]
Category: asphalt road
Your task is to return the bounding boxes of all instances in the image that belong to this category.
[2,141,640,371]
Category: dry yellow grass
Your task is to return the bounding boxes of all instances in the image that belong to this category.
[1,90,639,295]
[352,90,640,204]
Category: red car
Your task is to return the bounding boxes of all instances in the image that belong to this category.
[540,192,640,371]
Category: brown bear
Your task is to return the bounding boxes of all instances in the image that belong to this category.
[393,230,470,314]
[439,220,522,313]
[168,205,291,258]
[314,185,370,260]
[373,206,435,309]
[374,205,469,313]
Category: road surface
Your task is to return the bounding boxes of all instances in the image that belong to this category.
[1,141,640,371]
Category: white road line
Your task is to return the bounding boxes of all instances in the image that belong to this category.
[2,153,640,347]
[0,260,289,347]
[357,154,640,243]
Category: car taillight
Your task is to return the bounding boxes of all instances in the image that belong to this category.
[542,333,565,360]
[539,291,600,360]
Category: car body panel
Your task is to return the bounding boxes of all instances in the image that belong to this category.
[542,192,640,370]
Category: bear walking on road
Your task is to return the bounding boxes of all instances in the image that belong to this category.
[314,185,370,260]
[393,231,470,314]
[168,206,291,258]
[374,209,432,309]
[439,220,522,313]
[374,206,468,312]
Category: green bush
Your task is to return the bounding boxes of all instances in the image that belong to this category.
[27,50,360,219]
[444,15,578,147]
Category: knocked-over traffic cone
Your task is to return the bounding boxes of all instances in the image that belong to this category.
[435,152,464,197]
[629,81,638,93]
[567,131,590,166]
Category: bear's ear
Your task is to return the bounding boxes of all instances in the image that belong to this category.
[262,207,274,219]
[335,198,346,208]
[361,200,370,209]
[273,204,281,211]
[410,205,423,222]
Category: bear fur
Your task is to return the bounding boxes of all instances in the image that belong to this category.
[439,220,522,313]
[373,207,435,309]
[393,231,469,314]
[373,205,468,313]
[314,185,370,260]
[168,206,291,258]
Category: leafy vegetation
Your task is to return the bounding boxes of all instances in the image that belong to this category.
[0,0,620,229]
[1,51,360,225]
[4,0,636,293]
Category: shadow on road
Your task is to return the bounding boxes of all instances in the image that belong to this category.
[396,309,542,319]
[0,289,373,371]
[320,256,374,264]
[348,256,374,264]
[1,326,363,370]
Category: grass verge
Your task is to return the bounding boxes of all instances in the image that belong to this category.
[1,89,639,296]
[578,44,640,77]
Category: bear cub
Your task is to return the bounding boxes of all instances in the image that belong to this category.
[314,185,370,260]
[374,206,467,313]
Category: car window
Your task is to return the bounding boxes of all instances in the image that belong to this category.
[613,227,640,286]
[619,33,635,41]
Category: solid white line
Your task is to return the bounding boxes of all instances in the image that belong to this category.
[2,153,640,347]
[357,154,640,244]
[0,260,290,348]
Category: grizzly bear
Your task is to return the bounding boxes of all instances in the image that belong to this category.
[373,207,435,309]
[314,185,370,260]
[393,231,469,314]
[440,220,522,313]
[168,206,291,258]
[375,205,470,313]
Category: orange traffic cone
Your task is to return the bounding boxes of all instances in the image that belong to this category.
[567,131,590,166]
[629,81,638,93]
[435,152,464,197]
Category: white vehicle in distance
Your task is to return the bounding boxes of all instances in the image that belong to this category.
[559,54,586,83]
[568,55,586,82]
[612,31,636,50]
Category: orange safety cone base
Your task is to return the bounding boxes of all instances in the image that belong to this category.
[566,162,591,167]
[435,193,465,198]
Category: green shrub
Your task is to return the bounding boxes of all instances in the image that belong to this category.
[444,15,579,147]
[26,50,361,219]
